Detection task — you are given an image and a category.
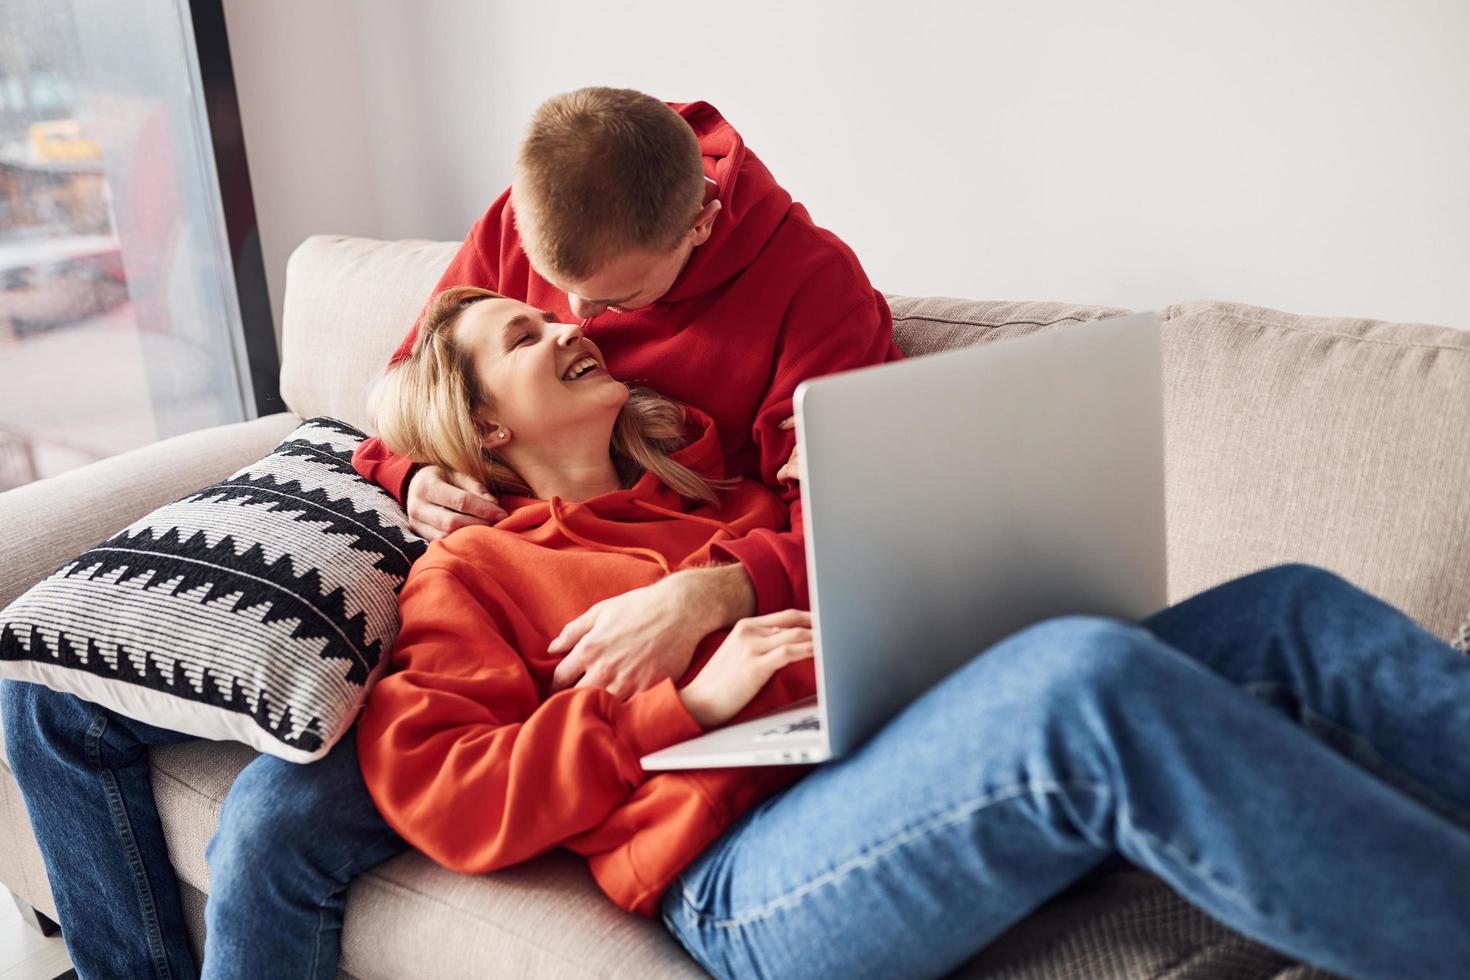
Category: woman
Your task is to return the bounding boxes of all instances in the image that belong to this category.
[358,286,1470,980]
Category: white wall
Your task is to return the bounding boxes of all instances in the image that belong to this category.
[225,0,1470,335]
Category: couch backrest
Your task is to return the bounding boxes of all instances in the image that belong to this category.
[281,235,460,433]
[888,295,1470,638]
[281,237,1470,640]
[1158,300,1470,638]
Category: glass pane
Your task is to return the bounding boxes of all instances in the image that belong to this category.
[0,0,248,491]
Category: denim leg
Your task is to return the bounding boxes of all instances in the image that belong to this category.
[1,680,199,980]
[661,617,1470,980]
[201,729,406,980]
[1142,563,1470,825]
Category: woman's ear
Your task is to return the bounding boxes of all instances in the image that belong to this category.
[480,421,511,451]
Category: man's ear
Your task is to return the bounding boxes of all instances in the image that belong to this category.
[689,198,722,247]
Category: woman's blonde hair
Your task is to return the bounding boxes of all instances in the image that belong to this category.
[372,286,731,505]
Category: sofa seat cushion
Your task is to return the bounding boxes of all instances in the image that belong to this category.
[3,704,1335,980]
[1160,301,1470,639]
[146,738,705,979]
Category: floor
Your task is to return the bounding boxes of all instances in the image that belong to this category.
[0,898,72,980]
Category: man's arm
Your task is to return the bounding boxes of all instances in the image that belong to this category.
[351,191,510,504]
[547,561,756,699]
[711,282,903,613]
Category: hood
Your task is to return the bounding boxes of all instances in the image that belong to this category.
[490,404,737,564]
[430,400,785,580]
[656,101,793,305]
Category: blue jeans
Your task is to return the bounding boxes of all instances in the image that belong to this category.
[662,564,1470,980]
[0,685,406,979]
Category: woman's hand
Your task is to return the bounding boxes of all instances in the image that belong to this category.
[407,465,508,541]
[678,609,814,730]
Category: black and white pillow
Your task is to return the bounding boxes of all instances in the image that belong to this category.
[0,418,425,762]
[1454,612,1469,655]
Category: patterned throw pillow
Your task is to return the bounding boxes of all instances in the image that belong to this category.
[1454,613,1469,654]
[0,418,425,762]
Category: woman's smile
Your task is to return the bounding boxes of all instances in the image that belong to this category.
[561,355,605,382]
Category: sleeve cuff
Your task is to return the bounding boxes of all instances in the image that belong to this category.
[394,461,422,506]
[351,438,419,507]
[711,533,795,616]
[611,677,706,760]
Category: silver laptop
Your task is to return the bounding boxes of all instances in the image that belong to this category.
[641,312,1166,770]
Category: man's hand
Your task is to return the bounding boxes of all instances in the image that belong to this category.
[548,564,757,700]
[407,465,508,541]
[777,416,799,484]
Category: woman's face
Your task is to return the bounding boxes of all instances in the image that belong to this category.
[453,296,628,449]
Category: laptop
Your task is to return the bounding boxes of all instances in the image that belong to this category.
[640,312,1167,770]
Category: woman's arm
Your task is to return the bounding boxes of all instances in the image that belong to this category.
[356,564,704,874]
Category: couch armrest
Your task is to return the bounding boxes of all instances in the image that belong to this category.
[0,413,302,608]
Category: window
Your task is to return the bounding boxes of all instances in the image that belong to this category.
[0,0,276,491]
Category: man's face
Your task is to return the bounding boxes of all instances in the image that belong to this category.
[553,240,695,320]
[540,188,723,320]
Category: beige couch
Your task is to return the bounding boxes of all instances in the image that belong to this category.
[4,234,1469,979]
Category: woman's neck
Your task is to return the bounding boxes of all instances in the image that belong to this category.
[516,456,622,502]
[501,429,623,502]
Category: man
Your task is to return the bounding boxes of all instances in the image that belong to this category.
[356,87,902,698]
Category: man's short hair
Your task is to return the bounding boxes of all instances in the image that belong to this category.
[512,87,705,282]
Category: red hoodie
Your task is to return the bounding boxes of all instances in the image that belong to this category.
[356,407,817,916]
[351,100,903,614]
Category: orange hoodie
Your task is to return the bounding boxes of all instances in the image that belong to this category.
[356,407,817,916]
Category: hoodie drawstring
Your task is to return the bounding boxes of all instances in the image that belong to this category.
[548,498,674,574]
[631,499,740,541]
[543,498,742,576]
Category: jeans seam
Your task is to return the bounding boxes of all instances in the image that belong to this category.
[87,710,176,980]
[307,828,401,980]
[676,779,1110,930]
[1118,821,1304,939]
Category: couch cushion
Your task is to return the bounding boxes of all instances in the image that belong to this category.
[1160,301,1470,639]
[887,295,1131,358]
[147,739,705,979]
[0,419,426,762]
[0,754,59,923]
[889,294,1470,641]
[953,863,1336,979]
[281,236,460,433]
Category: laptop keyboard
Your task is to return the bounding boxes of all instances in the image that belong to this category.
[756,713,822,740]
